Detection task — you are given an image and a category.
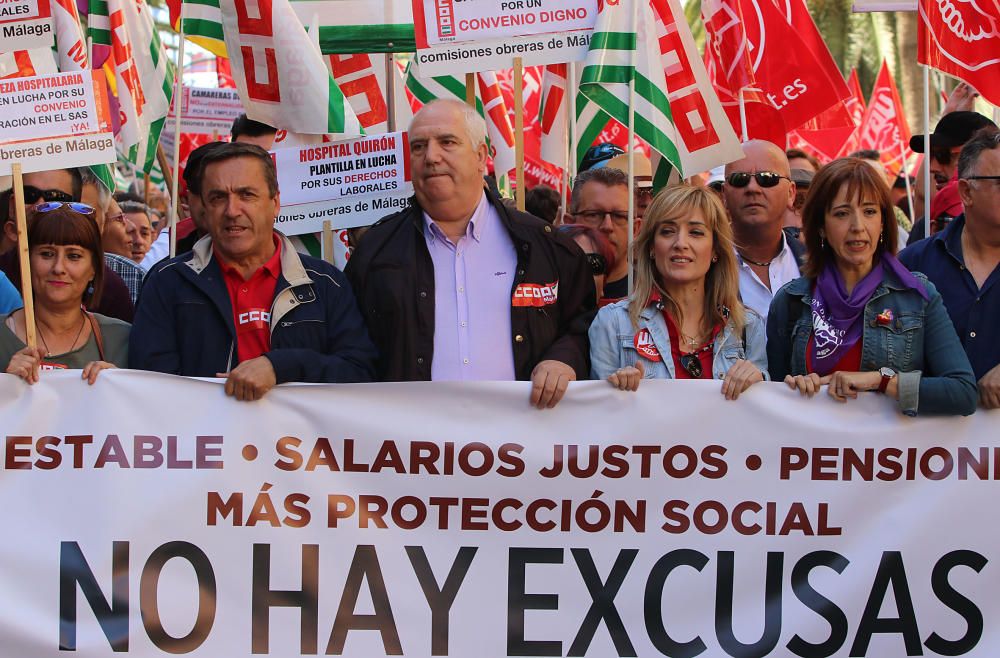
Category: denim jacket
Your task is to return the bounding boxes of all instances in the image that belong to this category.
[766,271,977,416]
[589,298,769,380]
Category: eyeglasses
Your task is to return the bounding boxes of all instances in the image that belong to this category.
[23,186,75,205]
[575,210,630,227]
[34,201,95,215]
[585,252,607,276]
[965,176,1000,181]
[726,171,791,188]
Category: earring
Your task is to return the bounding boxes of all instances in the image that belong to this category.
[86,281,95,296]
[711,255,719,262]
[820,236,825,250]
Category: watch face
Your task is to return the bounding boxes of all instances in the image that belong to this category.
[880,367,896,378]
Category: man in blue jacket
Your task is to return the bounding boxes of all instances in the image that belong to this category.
[129,142,377,400]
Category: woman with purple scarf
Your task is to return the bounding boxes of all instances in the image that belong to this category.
[767,158,977,416]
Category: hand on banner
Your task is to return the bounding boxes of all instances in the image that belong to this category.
[217,357,277,402]
[784,373,831,398]
[530,360,576,409]
[825,371,887,403]
[942,83,979,115]
[5,346,46,384]
[81,361,117,385]
[607,361,645,392]
[721,360,764,400]
[978,365,1000,409]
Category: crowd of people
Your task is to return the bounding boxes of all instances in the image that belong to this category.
[2,97,998,416]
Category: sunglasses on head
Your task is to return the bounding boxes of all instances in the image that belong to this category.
[726,171,790,188]
[34,201,95,215]
[585,252,607,276]
[23,186,75,205]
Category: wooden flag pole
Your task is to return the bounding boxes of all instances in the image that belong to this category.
[465,73,476,108]
[626,0,638,296]
[144,172,151,206]
[568,61,578,179]
[385,54,398,132]
[169,17,187,259]
[322,220,334,264]
[11,164,37,349]
[155,143,175,197]
[514,57,526,211]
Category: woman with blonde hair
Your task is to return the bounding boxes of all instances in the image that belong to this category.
[589,184,767,398]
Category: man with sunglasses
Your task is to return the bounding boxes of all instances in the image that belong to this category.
[722,140,806,321]
[900,128,1000,410]
[2,168,134,322]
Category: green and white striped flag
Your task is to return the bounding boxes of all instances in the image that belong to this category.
[170,0,415,57]
[88,0,175,174]
[579,0,681,187]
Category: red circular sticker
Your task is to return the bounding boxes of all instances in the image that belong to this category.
[634,329,662,362]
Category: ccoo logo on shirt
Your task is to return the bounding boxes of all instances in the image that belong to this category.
[238,309,271,327]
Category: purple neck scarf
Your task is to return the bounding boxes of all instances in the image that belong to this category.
[810,254,928,376]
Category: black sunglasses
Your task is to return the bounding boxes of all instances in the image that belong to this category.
[726,171,790,188]
[585,252,607,276]
[23,186,75,205]
[679,342,714,378]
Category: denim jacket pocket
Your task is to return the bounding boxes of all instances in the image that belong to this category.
[790,320,812,375]
[874,312,924,370]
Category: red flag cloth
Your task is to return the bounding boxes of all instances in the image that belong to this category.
[918,0,1000,107]
[789,69,867,163]
[166,0,180,28]
[857,60,914,179]
[703,44,787,146]
[216,57,235,88]
[701,0,850,133]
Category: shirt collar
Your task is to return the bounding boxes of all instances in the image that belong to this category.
[214,232,282,279]
[936,213,967,265]
[423,191,489,245]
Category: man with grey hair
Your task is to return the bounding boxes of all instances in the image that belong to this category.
[346,99,595,408]
[900,127,1000,408]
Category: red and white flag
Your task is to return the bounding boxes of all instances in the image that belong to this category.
[0,49,57,79]
[790,69,866,163]
[701,0,851,135]
[539,64,569,170]
[478,70,516,181]
[857,61,914,178]
[918,0,1000,107]
[52,0,89,71]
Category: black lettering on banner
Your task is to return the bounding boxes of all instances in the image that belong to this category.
[327,545,402,655]
[139,542,217,653]
[507,547,562,656]
[850,551,921,656]
[59,541,130,651]
[924,550,987,655]
[567,548,638,657]
[644,549,708,657]
[405,546,478,656]
[251,543,319,654]
[787,551,850,657]
[716,551,783,657]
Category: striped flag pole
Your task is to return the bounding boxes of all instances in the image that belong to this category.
[170,13,186,259]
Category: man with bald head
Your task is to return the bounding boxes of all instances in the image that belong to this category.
[723,140,805,320]
[346,99,594,408]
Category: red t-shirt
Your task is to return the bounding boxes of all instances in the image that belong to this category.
[806,335,863,374]
[216,235,282,364]
[663,310,721,380]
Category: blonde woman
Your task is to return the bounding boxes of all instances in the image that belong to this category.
[588,185,767,399]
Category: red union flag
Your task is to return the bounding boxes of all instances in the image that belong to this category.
[701,0,850,132]
[789,69,866,163]
[918,0,1000,107]
[857,61,913,178]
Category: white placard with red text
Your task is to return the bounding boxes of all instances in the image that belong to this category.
[0,0,54,52]
[166,87,244,136]
[413,0,597,75]
[273,131,412,234]
[2,373,1000,657]
[0,70,115,176]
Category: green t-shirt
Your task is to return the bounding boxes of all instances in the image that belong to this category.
[0,312,130,370]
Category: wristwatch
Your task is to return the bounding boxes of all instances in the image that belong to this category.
[877,367,896,393]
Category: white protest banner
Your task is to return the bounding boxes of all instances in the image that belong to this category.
[0,0,54,52]
[273,131,412,234]
[3,371,1000,657]
[166,86,244,136]
[0,69,115,176]
[413,0,596,76]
